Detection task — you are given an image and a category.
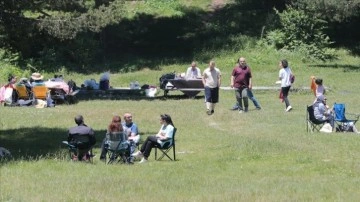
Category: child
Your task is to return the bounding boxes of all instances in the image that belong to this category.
[311,76,325,103]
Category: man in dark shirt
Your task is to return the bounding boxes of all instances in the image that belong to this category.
[68,115,96,160]
[230,57,252,113]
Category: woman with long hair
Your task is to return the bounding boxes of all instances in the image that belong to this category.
[278,59,293,112]
[132,114,175,163]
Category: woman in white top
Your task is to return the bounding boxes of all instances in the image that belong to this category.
[278,59,293,112]
[132,114,175,163]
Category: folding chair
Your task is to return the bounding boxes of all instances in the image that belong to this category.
[15,84,32,100]
[155,128,177,161]
[32,85,48,100]
[105,132,131,164]
[333,103,359,132]
[306,105,326,132]
[62,134,94,162]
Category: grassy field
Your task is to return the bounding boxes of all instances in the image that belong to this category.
[1,52,360,201]
[1,0,360,200]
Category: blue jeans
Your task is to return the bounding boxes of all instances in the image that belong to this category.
[247,89,261,108]
[234,89,261,109]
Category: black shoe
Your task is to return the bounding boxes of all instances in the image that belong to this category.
[211,110,214,114]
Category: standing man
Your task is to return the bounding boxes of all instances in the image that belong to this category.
[68,115,96,161]
[231,58,261,110]
[230,57,253,113]
[202,60,221,115]
[185,61,201,79]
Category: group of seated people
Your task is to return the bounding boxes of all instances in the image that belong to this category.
[0,72,75,107]
[67,113,175,164]
[311,77,359,133]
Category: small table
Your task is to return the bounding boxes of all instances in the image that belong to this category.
[166,79,204,97]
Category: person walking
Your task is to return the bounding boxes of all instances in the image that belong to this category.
[278,59,293,112]
[230,57,253,113]
[202,60,221,115]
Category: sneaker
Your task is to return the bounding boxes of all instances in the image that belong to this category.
[239,110,244,113]
[256,107,261,110]
[231,105,239,110]
[286,106,293,112]
[207,110,212,115]
[131,151,143,158]
[211,110,214,114]
[139,157,148,164]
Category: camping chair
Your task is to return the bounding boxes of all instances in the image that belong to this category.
[105,132,131,164]
[32,85,48,100]
[333,103,359,132]
[15,84,32,100]
[155,128,177,161]
[62,134,94,162]
[306,105,326,132]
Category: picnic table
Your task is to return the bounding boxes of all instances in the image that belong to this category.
[164,79,204,97]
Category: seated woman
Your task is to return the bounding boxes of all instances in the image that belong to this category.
[132,114,175,163]
[313,95,334,129]
[100,115,125,160]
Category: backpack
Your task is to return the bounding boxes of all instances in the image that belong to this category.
[159,72,175,89]
[290,74,295,84]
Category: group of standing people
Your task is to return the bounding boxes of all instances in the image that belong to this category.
[191,57,296,115]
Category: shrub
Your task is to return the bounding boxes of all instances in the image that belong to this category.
[261,7,337,61]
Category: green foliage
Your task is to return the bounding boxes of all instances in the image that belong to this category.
[37,0,126,40]
[291,0,360,22]
[262,7,336,61]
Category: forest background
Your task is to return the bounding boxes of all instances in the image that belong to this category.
[0,0,359,81]
[2,1,360,201]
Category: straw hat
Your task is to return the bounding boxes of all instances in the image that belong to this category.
[31,73,44,81]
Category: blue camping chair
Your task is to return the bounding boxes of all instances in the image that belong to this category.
[333,103,359,132]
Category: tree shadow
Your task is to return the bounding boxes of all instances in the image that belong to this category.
[0,127,106,161]
[31,1,272,73]
[0,127,168,163]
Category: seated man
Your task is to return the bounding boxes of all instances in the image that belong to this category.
[122,113,139,161]
[68,115,96,161]
[185,61,201,79]
[313,95,334,130]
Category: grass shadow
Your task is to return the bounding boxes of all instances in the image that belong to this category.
[0,127,107,161]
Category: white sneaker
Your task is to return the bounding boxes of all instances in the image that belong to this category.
[139,158,147,164]
[286,106,292,112]
[131,151,143,158]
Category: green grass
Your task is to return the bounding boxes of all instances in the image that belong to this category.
[1,3,360,199]
[1,78,360,201]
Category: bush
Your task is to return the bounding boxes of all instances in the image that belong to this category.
[261,7,337,61]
